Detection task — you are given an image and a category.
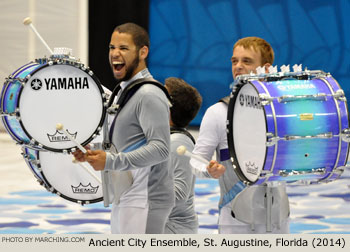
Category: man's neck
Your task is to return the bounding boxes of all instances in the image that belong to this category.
[121,68,152,89]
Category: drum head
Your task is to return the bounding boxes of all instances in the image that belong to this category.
[39,151,103,204]
[228,83,267,183]
[18,63,105,152]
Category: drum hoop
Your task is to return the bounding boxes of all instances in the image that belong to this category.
[331,77,350,168]
[5,61,41,109]
[23,148,49,188]
[331,77,350,171]
[318,77,349,182]
[1,62,41,110]
[227,81,269,185]
[15,60,107,153]
[1,62,41,143]
[1,117,23,143]
[36,151,103,205]
[256,80,278,182]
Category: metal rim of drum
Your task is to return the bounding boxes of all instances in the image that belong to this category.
[1,62,39,143]
[227,80,268,185]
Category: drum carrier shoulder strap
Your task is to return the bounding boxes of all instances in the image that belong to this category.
[217,94,248,213]
[117,77,171,110]
[106,77,171,112]
[105,77,171,147]
[170,126,196,145]
[218,95,230,105]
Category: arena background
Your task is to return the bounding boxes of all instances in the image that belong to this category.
[1,0,350,128]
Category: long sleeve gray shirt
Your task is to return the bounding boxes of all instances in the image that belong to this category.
[166,132,198,232]
[104,69,175,209]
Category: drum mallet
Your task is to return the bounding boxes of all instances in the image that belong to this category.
[23,17,54,55]
[56,123,87,154]
[72,158,102,184]
[176,145,209,165]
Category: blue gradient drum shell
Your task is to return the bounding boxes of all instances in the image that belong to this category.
[22,147,49,188]
[1,62,42,144]
[228,75,349,185]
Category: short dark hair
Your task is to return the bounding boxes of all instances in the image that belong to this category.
[114,22,150,50]
[165,77,202,128]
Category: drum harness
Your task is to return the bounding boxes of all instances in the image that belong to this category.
[100,78,171,207]
[217,95,247,212]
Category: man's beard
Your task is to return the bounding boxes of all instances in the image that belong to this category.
[117,54,140,82]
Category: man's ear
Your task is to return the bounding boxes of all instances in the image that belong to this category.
[139,46,149,60]
[264,63,271,73]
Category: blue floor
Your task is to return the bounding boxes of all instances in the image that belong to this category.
[1,168,350,234]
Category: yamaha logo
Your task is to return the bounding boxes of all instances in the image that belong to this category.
[45,77,89,90]
[277,83,316,91]
[239,93,262,110]
[31,78,43,91]
[239,94,245,106]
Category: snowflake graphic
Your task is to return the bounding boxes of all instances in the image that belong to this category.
[31,79,42,91]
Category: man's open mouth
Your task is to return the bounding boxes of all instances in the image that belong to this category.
[113,61,125,71]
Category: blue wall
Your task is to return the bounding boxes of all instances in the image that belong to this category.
[148,0,350,125]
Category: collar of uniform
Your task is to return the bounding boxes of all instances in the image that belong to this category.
[120,68,153,91]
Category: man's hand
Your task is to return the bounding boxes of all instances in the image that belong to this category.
[72,145,90,162]
[86,150,106,171]
[207,160,226,178]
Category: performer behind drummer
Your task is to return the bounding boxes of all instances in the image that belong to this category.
[73,23,174,234]
[190,37,290,233]
[164,77,202,234]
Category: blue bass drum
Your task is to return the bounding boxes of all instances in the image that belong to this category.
[227,71,350,185]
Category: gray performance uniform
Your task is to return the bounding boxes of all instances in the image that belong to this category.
[105,69,174,234]
[165,132,198,234]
